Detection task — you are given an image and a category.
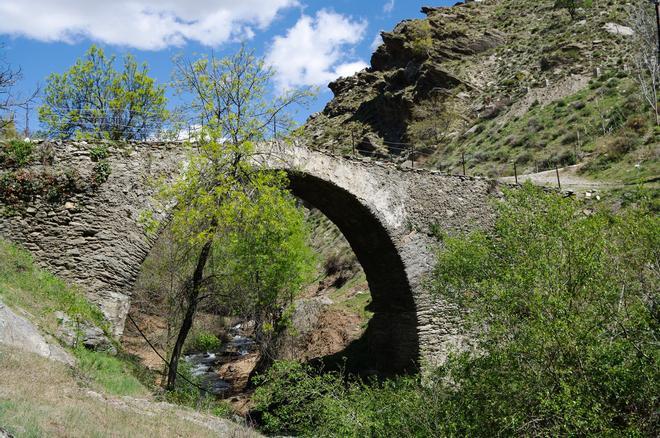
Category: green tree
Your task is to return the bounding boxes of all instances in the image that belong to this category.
[38,45,167,140]
[554,0,591,20]
[251,185,658,436]
[156,45,314,390]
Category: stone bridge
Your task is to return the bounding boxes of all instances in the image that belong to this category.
[0,141,498,372]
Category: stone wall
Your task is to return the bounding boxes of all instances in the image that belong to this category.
[0,141,185,335]
[0,140,498,370]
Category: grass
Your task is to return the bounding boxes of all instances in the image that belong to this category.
[0,346,255,438]
[329,271,373,323]
[431,72,659,186]
[0,237,156,398]
[0,239,252,436]
[0,238,106,334]
[74,347,150,397]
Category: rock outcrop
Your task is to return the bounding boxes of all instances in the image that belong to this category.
[304,0,631,164]
[0,299,75,365]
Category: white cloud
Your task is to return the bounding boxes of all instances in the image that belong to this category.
[0,0,299,50]
[370,33,384,51]
[266,10,368,90]
[383,0,395,14]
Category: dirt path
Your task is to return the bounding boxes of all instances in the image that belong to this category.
[499,163,620,194]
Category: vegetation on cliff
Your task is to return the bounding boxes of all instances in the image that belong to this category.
[305,0,658,190]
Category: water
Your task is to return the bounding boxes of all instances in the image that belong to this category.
[183,323,256,396]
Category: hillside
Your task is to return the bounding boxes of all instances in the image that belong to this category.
[305,0,658,193]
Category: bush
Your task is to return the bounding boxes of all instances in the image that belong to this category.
[605,135,637,159]
[434,184,659,436]
[186,331,221,353]
[254,186,659,437]
[625,115,648,133]
[91,161,111,186]
[0,140,33,168]
[89,145,109,162]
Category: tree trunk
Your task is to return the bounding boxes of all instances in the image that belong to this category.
[166,239,213,390]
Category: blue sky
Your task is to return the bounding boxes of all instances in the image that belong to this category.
[0,0,453,133]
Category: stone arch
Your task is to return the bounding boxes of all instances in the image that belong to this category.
[286,171,419,373]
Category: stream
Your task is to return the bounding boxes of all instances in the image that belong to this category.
[183,323,256,396]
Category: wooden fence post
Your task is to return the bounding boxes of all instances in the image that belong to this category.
[514,161,518,184]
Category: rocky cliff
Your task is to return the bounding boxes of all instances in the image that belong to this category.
[305,0,657,185]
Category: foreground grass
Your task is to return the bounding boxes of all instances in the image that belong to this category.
[73,348,150,398]
[0,346,255,437]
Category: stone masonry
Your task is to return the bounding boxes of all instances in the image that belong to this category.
[0,140,498,372]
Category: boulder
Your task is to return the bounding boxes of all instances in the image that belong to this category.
[0,300,75,365]
[54,311,117,355]
[603,23,634,36]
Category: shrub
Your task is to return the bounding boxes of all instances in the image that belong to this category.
[433,184,659,436]
[0,140,33,168]
[605,134,637,159]
[89,145,109,162]
[186,331,221,353]
[625,115,648,133]
[254,187,659,437]
[91,161,111,186]
[560,130,578,145]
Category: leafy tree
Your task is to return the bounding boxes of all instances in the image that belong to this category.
[433,184,658,435]
[155,45,314,390]
[39,45,167,140]
[171,44,312,141]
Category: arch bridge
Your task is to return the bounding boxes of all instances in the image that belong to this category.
[0,141,497,372]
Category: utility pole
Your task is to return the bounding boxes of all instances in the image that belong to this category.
[273,115,277,140]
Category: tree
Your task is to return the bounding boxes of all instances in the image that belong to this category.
[0,43,36,134]
[172,45,312,142]
[39,45,167,140]
[432,184,658,435]
[157,45,314,390]
[554,0,591,20]
[628,1,660,125]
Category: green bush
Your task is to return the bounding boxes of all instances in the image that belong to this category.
[0,140,33,168]
[433,184,658,436]
[92,161,111,185]
[254,185,659,437]
[186,331,221,353]
[89,145,109,162]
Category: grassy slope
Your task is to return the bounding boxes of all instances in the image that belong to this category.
[0,347,247,438]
